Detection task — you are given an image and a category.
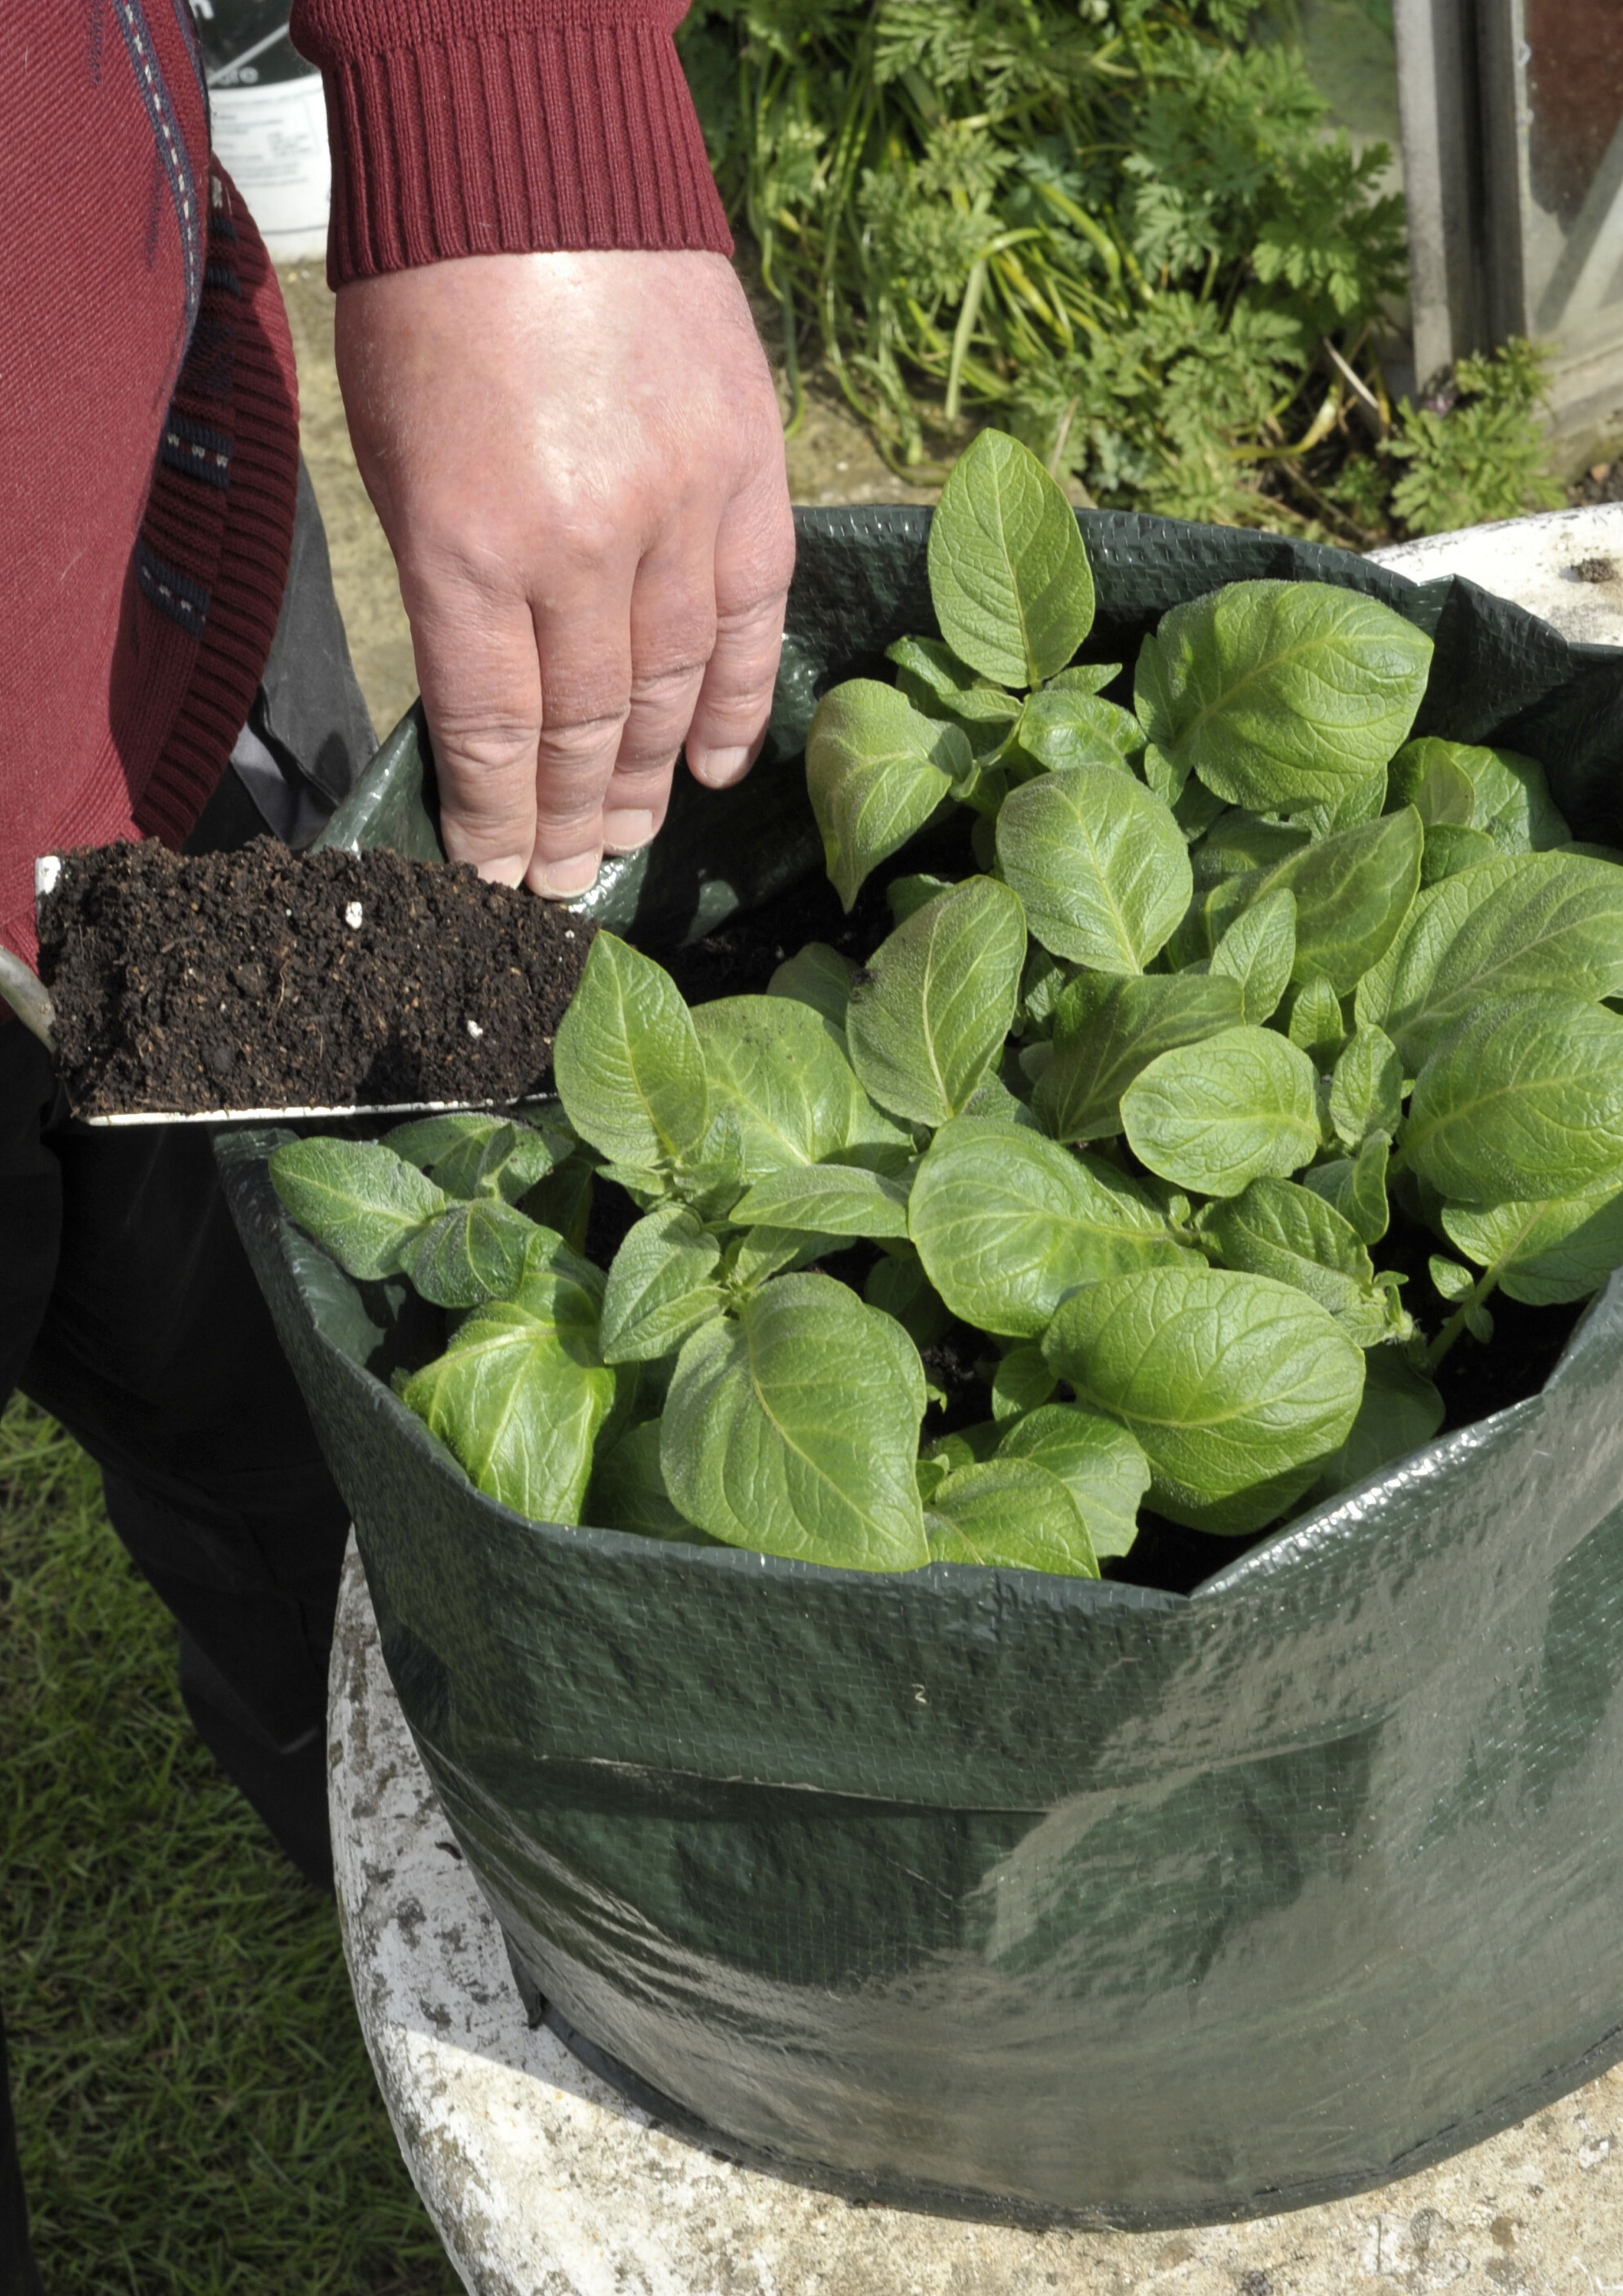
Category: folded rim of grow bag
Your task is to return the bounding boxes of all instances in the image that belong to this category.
[236,504,1623,2228]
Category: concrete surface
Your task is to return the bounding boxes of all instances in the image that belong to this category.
[330,1542,1623,2296]
[1369,501,1623,645]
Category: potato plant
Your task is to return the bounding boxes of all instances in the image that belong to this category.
[270,432,1623,1582]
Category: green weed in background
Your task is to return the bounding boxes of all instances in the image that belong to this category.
[0,1398,459,2296]
[679,0,1560,539]
[1380,339,1566,535]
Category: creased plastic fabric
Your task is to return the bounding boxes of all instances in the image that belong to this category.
[237,507,1623,2228]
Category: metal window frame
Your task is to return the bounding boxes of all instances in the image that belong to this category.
[1395,0,1623,453]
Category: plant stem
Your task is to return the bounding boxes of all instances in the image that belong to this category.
[1424,1263,1503,1374]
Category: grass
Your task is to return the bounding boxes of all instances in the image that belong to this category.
[0,1396,464,2295]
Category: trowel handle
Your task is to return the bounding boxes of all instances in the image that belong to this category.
[0,946,56,1054]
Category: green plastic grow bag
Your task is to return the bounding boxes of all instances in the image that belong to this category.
[223,506,1623,2227]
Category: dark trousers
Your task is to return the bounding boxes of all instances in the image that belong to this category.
[0,463,376,2290]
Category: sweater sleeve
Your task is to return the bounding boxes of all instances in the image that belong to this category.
[287,0,732,286]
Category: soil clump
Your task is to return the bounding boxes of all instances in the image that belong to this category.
[39,838,593,1118]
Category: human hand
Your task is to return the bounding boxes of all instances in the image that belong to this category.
[334,250,795,895]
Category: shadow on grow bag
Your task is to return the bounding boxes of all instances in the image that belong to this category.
[235,505,1623,2230]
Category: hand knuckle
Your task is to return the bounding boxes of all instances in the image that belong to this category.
[435,718,538,775]
[551,505,621,575]
[537,711,625,769]
[629,656,707,705]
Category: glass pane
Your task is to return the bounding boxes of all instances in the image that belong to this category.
[1293,0,1402,159]
[1524,0,1623,344]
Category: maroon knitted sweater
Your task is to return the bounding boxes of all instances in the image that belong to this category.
[0,2,729,974]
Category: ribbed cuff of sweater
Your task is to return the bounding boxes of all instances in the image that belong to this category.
[290,5,733,285]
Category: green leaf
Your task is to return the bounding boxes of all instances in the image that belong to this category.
[1247,807,1424,993]
[1441,1185,1623,1305]
[695,995,911,1182]
[886,635,1024,738]
[385,1111,570,1203]
[1477,749,1569,851]
[1142,737,1189,808]
[989,1343,1057,1423]
[909,1117,1188,1338]
[1049,662,1123,696]
[660,1276,929,1570]
[960,1070,1042,1129]
[888,873,957,926]
[1200,1177,1387,1339]
[599,1205,726,1364]
[845,876,1027,1126]
[269,1138,447,1281]
[1134,580,1432,819]
[1387,737,1477,827]
[1382,850,1623,1068]
[1192,812,1311,888]
[996,1404,1149,1560]
[769,942,858,1033]
[1464,1301,1495,1344]
[1018,944,1069,1033]
[1310,1349,1445,1501]
[598,1160,676,1206]
[996,763,1190,973]
[1210,888,1297,1027]
[1297,764,1389,841]
[729,1163,913,1239]
[520,1151,594,1255]
[864,1248,951,1349]
[922,1425,1002,1480]
[915,1452,950,1505]
[1394,737,1569,852]
[1329,1026,1403,1147]
[1355,857,1521,1033]
[403,1251,614,1524]
[806,680,967,911]
[553,934,709,1174]
[585,1420,711,1543]
[925,1459,1098,1578]
[1035,972,1244,1143]
[1009,690,1142,775]
[1428,1254,1475,1302]
[1043,1265,1365,1535]
[927,429,1095,687]
[1404,991,1623,1204]
[1422,824,1502,885]
[385,1112,497,1172]
[1286,971,1346,1066]
[1121,1024,1321,1197]
[724,1227,819,1294]
[405,1199,539,1309]
[1303,1129,1391,1244]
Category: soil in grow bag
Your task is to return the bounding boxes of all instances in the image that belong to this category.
[38,838,594,1116]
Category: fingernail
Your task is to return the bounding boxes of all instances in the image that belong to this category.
[602,808,656,853]
[475,854,529,886]
[531,851,601,898]
[690,745,752,789]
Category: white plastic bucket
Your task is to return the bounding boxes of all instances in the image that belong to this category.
[190,2,330,265]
